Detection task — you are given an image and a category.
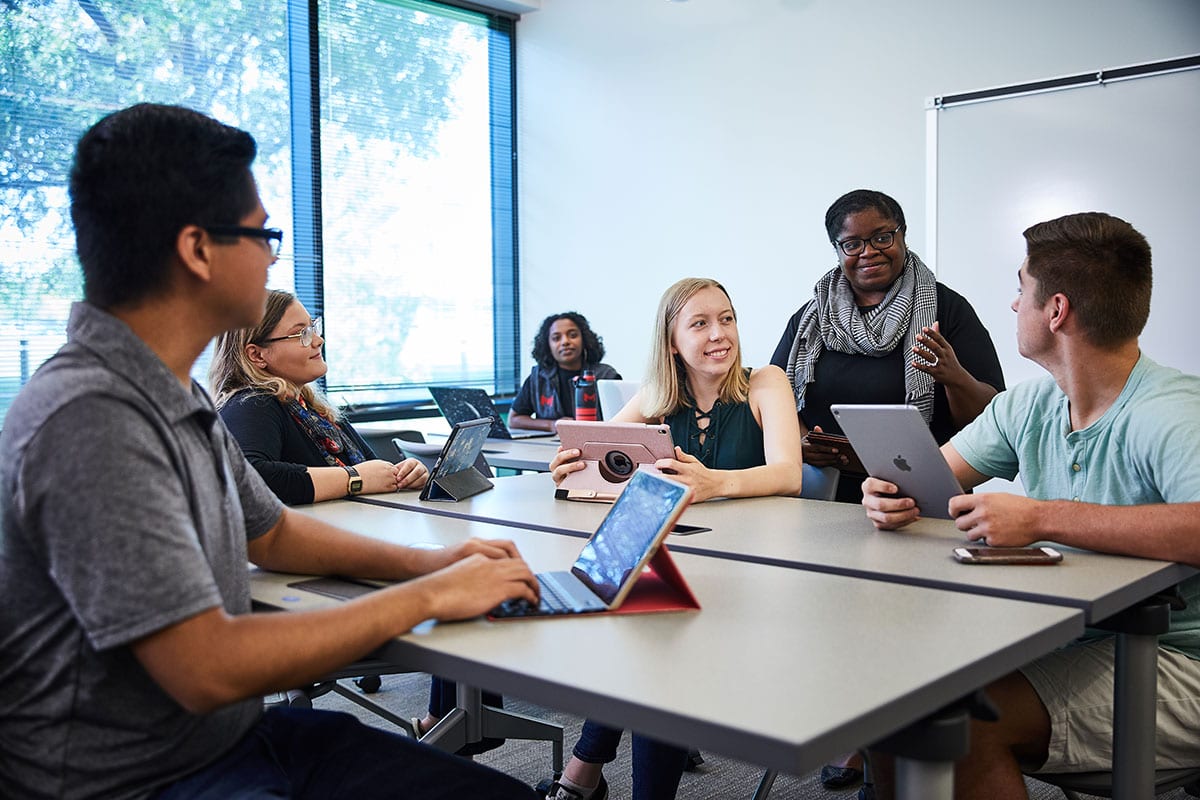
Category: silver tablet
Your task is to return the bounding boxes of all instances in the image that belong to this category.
[830,404,964,520]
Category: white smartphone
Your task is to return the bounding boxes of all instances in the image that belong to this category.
[953,546,1063,565]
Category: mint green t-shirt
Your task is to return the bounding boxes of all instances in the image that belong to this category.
[951,353,1200,659]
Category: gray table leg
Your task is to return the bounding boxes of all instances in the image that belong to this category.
[1112,630,1158,799]
[896,757,953,800]
[751,769,777,800]
[420,685,484,753]
[871,690,992,800]
[418,683,563,776]
[421,707,470,753]
[1094,594,1173,800]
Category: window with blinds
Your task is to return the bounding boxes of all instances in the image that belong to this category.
[0,0,518,428]
[311,0,519,413]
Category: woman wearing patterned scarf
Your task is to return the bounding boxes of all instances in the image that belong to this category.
[771,189,1005,503]
[212,293,510,757]
[211,289,428,505]
[770,189,1005,790]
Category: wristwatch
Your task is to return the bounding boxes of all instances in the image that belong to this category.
[343,465,364,496]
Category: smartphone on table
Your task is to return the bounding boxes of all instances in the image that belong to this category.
[953,546,1063,565]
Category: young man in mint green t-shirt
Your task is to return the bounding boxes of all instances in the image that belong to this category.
[863,212,1200,798]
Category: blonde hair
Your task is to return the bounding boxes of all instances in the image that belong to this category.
[209,289,339,420]
[641,277,750,419]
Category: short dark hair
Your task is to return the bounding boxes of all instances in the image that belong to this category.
[1023,212,1152,347]
[531,311,606,370]
[69,103,259,309]
[824,189,907,243]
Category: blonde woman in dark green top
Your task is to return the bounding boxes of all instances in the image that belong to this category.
[551,276,804,502]
[543,277,804,800]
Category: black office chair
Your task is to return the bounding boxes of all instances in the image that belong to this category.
[269,654,565,778]
[1031,768,1200,799]
[392,434,494,478]
[265,656,419,738]
[359,428,424,463]
[390,431,439,473]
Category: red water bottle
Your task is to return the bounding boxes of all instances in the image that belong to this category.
[574,368,598,422]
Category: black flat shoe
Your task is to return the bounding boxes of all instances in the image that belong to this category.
[820,764,864,790]
[544,775,608,800]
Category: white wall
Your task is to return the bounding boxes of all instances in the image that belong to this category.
[514,0,1200,382]
[933,66,1200,387]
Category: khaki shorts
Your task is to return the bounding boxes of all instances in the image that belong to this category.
[1021,637,1200,773]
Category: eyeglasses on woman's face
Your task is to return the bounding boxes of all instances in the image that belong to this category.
[261,317,322,347]
[834,226,901,257]
[204,225,285,258]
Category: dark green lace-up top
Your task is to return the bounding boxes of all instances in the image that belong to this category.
[665,370,765,470]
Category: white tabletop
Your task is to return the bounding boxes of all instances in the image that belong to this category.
[263,507,1083,775]
[355,419,560,472]
[353,472,1196,624]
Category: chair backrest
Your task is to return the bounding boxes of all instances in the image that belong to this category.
[392,436,440,473]
[596,380,640,420]
[360,429,424,462]
[393,436,494,479]
[800,464,840,501]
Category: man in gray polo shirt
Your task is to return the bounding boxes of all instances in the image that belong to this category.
[0,104,540,800]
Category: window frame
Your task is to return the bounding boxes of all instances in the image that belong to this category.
[0,0,519,430]
[287,0,521,421]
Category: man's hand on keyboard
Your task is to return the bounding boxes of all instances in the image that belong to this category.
[414,550,539,621]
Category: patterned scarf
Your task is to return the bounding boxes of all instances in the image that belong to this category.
[284,397,366,467]
[785,249,939,424]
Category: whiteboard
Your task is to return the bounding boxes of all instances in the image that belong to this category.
[929,62,1200,389]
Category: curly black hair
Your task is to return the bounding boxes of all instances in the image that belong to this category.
[531,311,606,370]
[824,189,907,244]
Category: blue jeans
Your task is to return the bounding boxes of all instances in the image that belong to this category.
[573,719,688,800]
[151,706,537,799]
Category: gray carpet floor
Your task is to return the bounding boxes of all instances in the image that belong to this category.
[306,672,1192,799]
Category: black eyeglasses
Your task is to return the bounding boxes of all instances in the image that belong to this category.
[834,226,901,257]
[204,225,284,258]
[261,317,323,347]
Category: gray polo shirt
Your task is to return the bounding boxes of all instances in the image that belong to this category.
[0,302,285,799]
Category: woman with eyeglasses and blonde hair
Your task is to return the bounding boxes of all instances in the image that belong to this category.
[211,289,428,504]
[211,290,511,755]
[543,277,804,800]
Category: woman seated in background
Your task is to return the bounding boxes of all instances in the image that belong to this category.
[210,289,428,504]
[544,278,804,800]
[508,311,621,431]
[771,188,1004,505]
[211,289,505,754]
[769,189,1004,792]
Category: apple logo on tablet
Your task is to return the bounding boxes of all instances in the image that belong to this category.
[893,454,912,472]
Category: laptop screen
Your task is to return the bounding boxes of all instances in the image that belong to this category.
[570,469,689,605]
[428,387,507,438]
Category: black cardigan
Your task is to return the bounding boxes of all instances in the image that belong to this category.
[219,390,376,505]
